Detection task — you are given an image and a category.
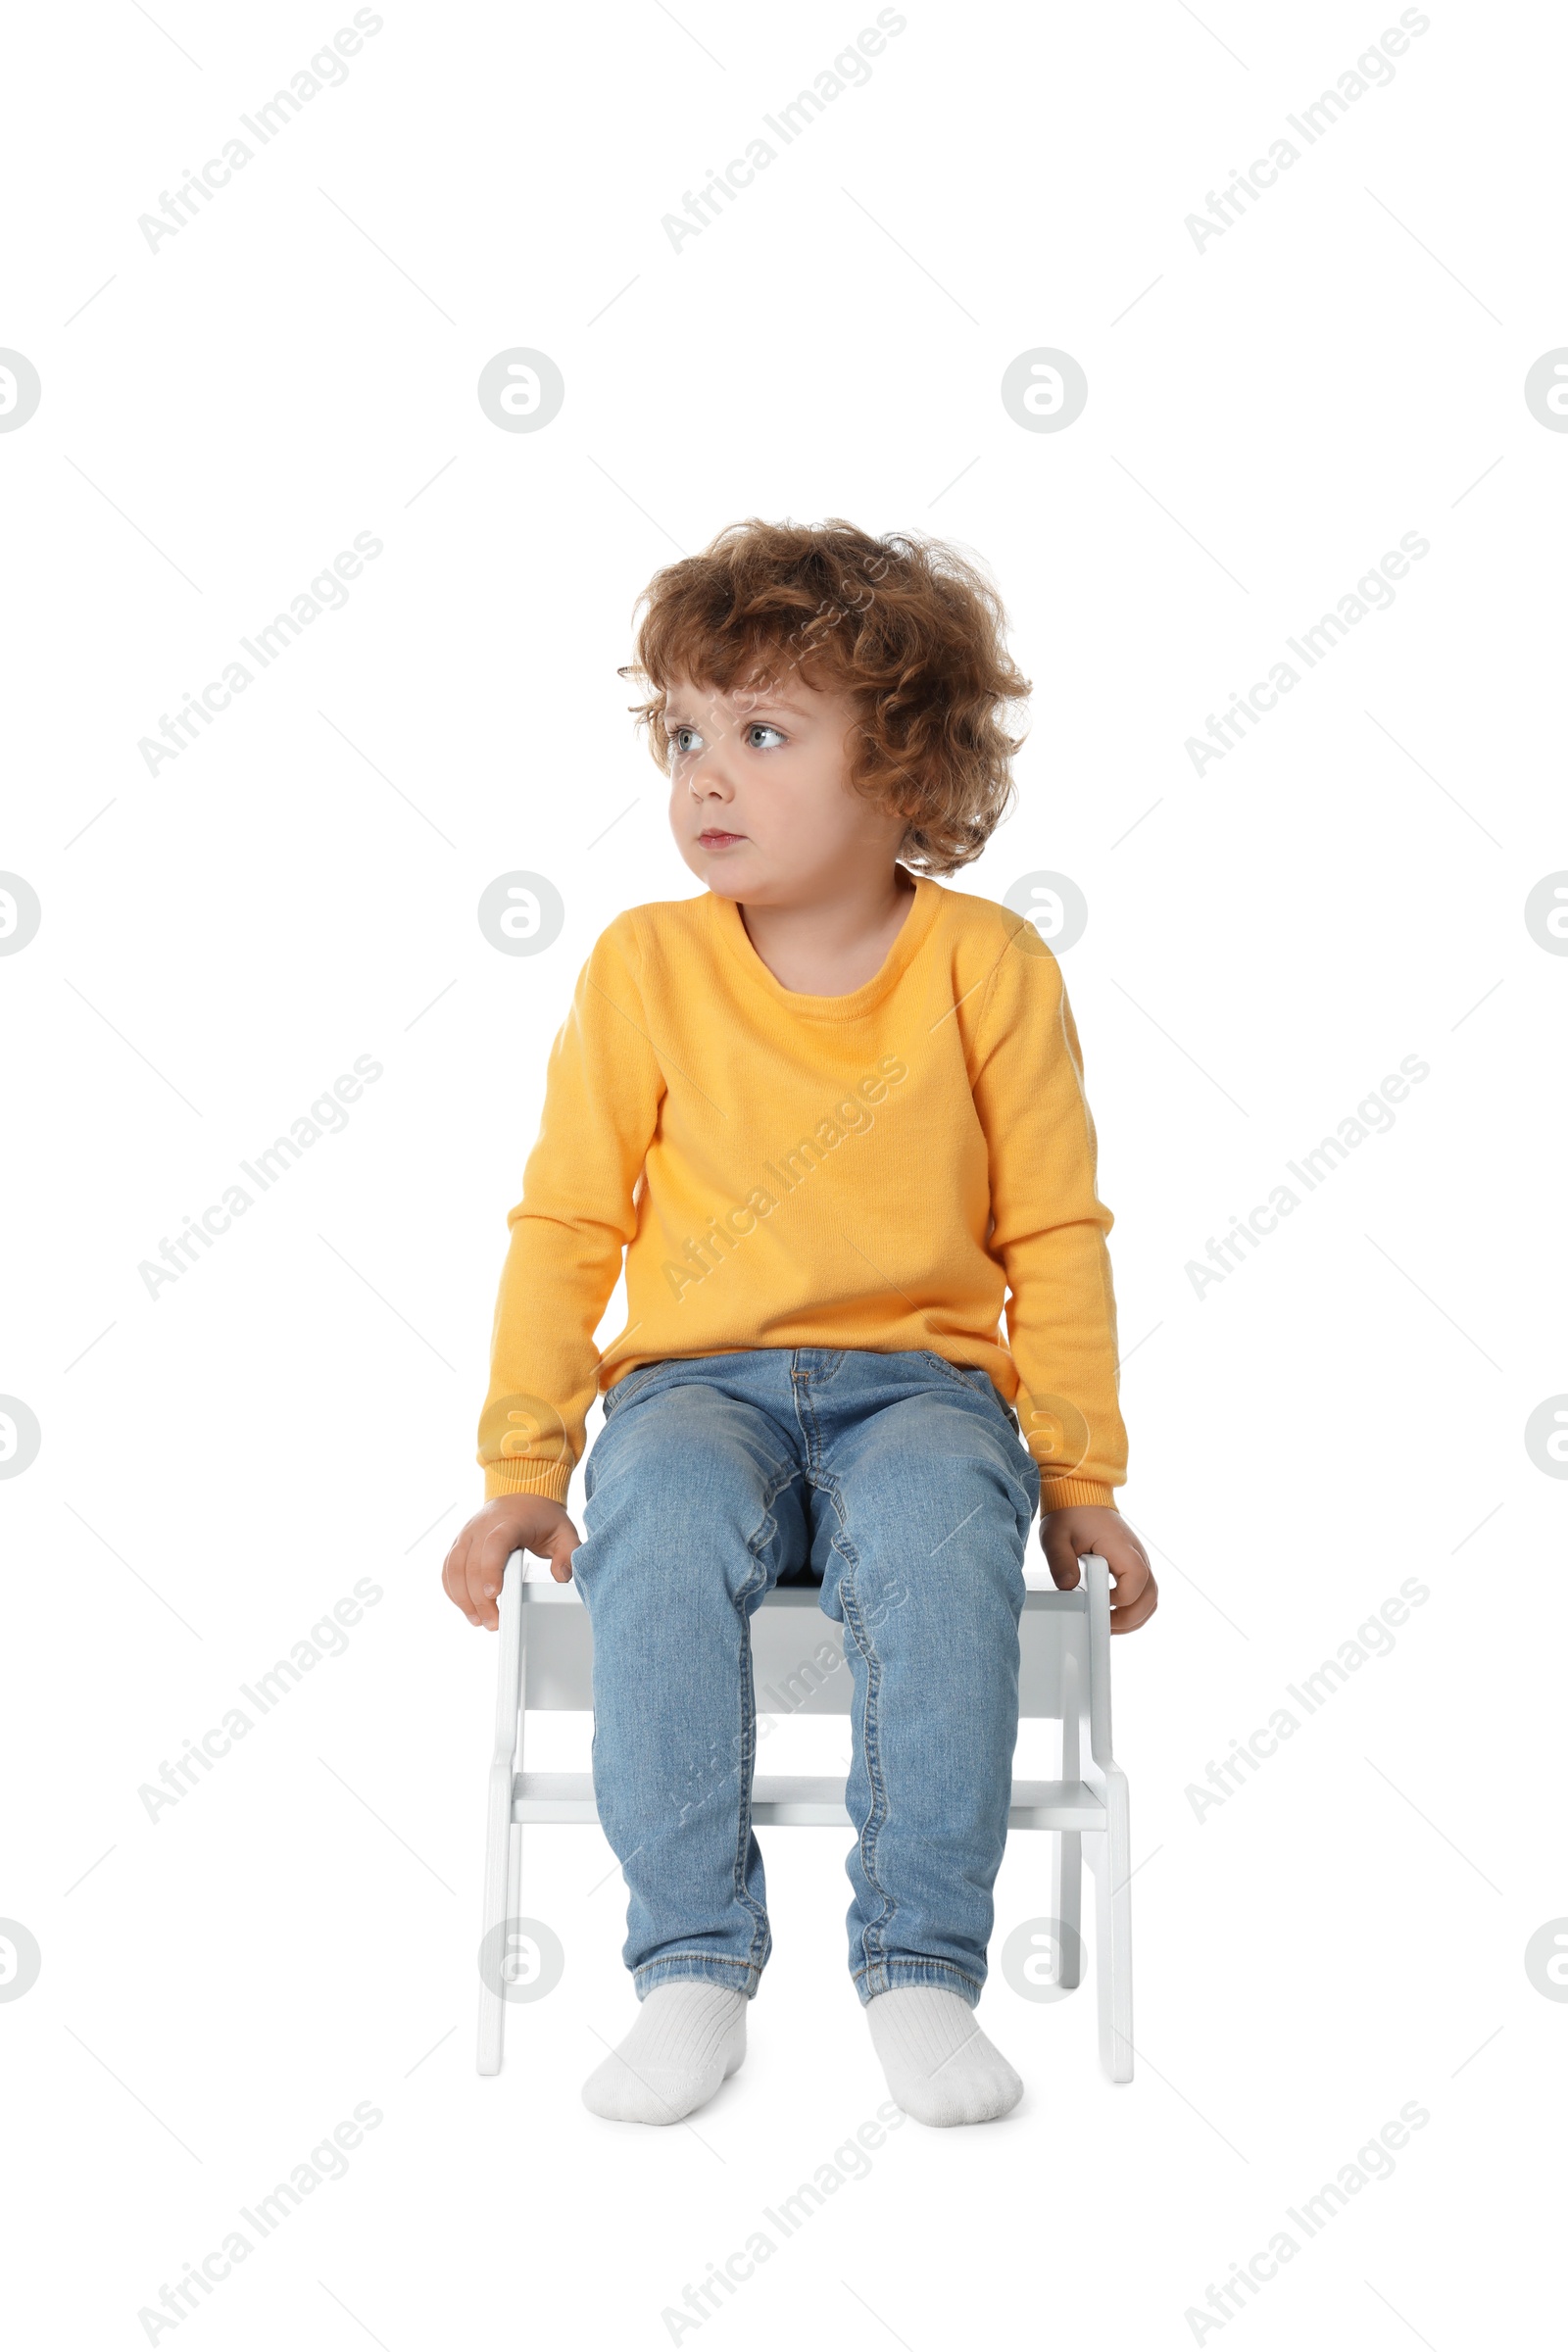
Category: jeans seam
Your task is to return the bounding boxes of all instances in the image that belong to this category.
[729,1464,800,1979]
[790,1356,823,1472]
[636,1952,760,1977]
[823,1471,898,1980]
[853,1955,983,2002]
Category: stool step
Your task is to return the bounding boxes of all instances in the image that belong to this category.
[512,1772,1106,1832]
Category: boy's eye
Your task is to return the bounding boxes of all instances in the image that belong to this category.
[667,719,785,754]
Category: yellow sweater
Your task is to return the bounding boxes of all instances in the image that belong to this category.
[479,874,1127,1510]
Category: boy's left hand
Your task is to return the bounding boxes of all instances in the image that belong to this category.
[1039,1506,1157,1634]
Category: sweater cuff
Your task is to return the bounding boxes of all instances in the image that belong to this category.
[484,1461,573,1506]
[1037,1478,1115,1513]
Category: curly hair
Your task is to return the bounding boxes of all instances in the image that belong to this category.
[619,517,1031,875]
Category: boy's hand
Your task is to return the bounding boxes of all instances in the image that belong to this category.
[442,1496,580,1631]
[1039,1505,1157,1634]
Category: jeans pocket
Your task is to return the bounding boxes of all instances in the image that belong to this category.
[918,1349,1028,1446]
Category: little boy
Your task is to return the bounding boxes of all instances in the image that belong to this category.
[442,518,1156,2130]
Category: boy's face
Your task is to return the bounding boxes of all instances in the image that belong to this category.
[663,669,907,903]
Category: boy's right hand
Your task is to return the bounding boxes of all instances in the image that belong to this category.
[441,1496,580,1631]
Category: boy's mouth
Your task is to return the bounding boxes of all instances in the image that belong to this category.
[698,829,745,848]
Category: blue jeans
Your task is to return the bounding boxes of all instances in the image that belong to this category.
[570,1348,1042,2008]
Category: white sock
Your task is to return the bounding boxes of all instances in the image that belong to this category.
[865,1985,1023,2127]
[582,1982,747,2125]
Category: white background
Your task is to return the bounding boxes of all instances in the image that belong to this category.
[3,1,1564,2344]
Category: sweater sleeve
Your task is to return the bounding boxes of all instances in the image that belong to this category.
[968,923,1128,1509]
[478,913,663,1504]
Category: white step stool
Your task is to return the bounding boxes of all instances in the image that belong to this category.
[476,1549,1133,2082]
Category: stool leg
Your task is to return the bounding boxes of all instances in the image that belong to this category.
[1093,1768,1134,2083]
[1054,1662,1084,1989]
[506,1818,522,1943]
[1080,1556,1133,2084]
[477,1554,525,2078]
[1053,1833,1084,1987]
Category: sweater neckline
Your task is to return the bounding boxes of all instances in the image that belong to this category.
[710,873,942,1017]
